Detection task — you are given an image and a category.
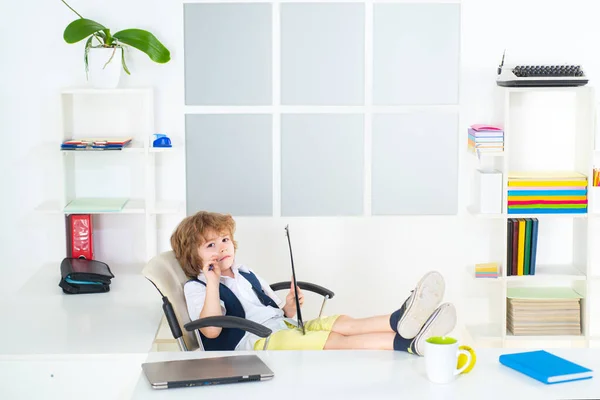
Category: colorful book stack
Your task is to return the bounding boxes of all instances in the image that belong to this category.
[507,171,588,214]
[61,137,133,151]
[507,287,582,336]
[507,218,539,276]
[475,262,498,278]
[468,124,504,155]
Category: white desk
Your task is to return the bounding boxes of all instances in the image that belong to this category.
[130,349,600,400]
[0,263,163,354]
[0,353,147,400]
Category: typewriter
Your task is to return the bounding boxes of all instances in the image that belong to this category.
[496,52,588,87]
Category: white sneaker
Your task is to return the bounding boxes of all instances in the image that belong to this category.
[409,303,457,356]
[396,271,445,339]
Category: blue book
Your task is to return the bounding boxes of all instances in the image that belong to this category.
[499,350,592,384]
[529,218,538,275]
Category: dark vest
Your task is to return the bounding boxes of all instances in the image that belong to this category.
[187,270,279,351]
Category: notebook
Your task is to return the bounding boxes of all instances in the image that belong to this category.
[142,355,274,389]
[63,197,129,213]
[499,350,593,384]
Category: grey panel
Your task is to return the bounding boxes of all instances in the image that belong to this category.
[371,112,458,215]
[281,114,364,216]
[185,115,272,216]
[281,3,364,105]
[184,4,272,105]
[373,4,460,105]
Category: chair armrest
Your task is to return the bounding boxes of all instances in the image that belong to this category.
[184,316,272,338]
[270,281,335,299]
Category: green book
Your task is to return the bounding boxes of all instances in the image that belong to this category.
[64,197,129,212]
[507,287,583,299]
[523,218,532,275]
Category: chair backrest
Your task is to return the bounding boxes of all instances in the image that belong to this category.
[142,250,199,351]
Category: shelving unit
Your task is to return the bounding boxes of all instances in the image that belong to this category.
[464,85,597,349]
[36,87,182,266]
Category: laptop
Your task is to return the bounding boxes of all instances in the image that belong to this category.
[284,224,305,334]
[142,354,274,389]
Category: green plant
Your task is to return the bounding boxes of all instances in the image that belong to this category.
[61,0,170,76]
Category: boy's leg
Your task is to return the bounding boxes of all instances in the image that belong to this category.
[324,303,456,354]
[327,271,445,338]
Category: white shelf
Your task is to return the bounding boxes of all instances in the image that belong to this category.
[149,145,177,153]
[504,264,586,281]
[466,206,589,219]
[48,87,172,262]
[467,85,596,348]
[35,199,146,214]
[466,264,586,282]
[61,87,153,95]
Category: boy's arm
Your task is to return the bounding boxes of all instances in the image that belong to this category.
[199,278,224,338]
[198,263,225,338]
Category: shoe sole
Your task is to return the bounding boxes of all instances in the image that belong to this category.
[397,271,445,339]
[413,303,457,356]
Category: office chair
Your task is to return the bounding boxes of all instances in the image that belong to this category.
[142,251,335,351]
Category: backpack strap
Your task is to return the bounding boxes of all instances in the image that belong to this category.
[185,278,245,351]
[238,270,279,309]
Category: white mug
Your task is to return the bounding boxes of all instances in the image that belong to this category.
[423,336,474,384]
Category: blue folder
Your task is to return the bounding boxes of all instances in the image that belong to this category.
[499,350,593,384]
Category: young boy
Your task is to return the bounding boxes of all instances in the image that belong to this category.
[172,211,457,355]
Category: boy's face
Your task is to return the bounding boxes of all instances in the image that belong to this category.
[197,228,235,272]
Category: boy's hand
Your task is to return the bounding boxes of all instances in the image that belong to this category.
[283,280,304,318]
[202,259,221,286]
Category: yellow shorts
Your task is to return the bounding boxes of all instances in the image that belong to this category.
[253,315,341,350]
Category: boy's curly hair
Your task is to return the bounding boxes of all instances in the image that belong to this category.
[170,211,238,279]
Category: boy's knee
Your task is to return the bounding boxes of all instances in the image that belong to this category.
[324,332,346,349]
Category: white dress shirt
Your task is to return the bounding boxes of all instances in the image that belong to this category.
[184,264,297,350]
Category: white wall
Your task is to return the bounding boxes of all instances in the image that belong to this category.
[2,0,600,339]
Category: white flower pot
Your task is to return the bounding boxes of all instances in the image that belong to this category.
[87,47,122,89]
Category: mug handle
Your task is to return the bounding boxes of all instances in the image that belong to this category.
[454,347,474,376]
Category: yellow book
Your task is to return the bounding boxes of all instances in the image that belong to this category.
[508,180,588,187]
[475,262,498,269]
[517,219,525,275]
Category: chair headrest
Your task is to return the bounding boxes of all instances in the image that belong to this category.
[142,250,199,350]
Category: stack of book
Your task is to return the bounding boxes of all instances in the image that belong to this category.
[507,287,582,336]
[475,262,498,278]
[507,171,588,214]
[506,218,539,276]
[61,137,133,151]
[468,124,504,155]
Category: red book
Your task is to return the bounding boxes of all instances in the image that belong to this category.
[68,214,94,259]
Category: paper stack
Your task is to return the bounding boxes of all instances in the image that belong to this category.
[468,124,504,155]
[475,262,498,278]
[507,287,582,336]
[507,171,588,214]
[61,137,133,151]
